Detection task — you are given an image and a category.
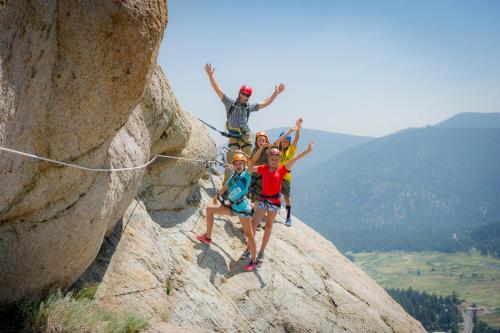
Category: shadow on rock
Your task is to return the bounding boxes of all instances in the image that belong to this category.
[148,204,204,230]
[194,242,229,288]
[193,239,255,289]
[71,200,141,289]
[222,218,247,246]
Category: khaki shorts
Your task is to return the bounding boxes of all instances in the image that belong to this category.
[281,179,291,197]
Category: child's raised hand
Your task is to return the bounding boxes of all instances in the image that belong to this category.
[295,118,303,131]
[307,141,315,152]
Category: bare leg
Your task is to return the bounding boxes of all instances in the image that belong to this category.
[284,196,291,206]
[240,217,257,261]
[204,204,231,239]
[252,207,266,235]
[259,210,278,253]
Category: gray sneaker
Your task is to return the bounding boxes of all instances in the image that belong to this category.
[240,248,250,260]
[257,251,265,264]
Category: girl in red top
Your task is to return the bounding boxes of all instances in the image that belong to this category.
[248,139,315,264]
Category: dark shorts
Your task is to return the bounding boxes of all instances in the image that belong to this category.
[281,179,291,197]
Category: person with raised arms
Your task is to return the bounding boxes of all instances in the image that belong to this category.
[196,152,259,272]
[247,134,314,264]
[278,117,303,226]
[248,125,296,205]
[204,63,285,183]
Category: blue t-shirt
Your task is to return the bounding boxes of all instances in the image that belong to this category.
[224,170,253,214]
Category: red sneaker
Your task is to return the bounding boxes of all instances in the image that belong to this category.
[244,260,258,272]
[196,234,212,245]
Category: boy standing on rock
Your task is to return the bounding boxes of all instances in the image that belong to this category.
[204,63,286,183]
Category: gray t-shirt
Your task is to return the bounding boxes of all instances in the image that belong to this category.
[222,94,259,132]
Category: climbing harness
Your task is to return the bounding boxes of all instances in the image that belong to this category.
[258,193,281,200]
[259,192,282,208]
[207,165,254,217]
[228,140,252,152]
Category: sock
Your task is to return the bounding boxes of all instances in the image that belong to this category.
[286,205,291,219]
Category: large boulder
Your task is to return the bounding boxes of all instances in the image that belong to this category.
[77,177,426,333]
[0,0,167,304]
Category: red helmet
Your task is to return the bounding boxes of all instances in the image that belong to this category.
[267,147,281,157]
[239,85,252,96]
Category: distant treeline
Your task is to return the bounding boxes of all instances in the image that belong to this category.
[386,287,461,333]
[471,222,500,259]
[329,221,500,255]
[329,223,471,253]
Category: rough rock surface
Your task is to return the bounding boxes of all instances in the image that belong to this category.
[0,0,169,304]
[78,177,426,333]
[137,63,216,212]
[1,2,424,332]
[140,64,192,157]
[139,112,215,212]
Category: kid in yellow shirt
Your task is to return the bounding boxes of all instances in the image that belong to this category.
[278,118,303,226]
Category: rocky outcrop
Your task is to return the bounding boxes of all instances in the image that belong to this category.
[0,0,171,304]
[140,65,192,157]
[78,177,426,333]
[139,111,215,212]
[1,2,423,332]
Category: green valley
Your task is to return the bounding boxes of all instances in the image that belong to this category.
[351,250,500,328]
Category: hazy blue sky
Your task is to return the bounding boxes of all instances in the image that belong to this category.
[158,0,500,138]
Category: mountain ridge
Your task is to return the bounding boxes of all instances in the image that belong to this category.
[434,112,500,129]
[293,124,500,253]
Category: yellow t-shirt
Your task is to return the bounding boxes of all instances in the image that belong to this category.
[280,144,296,182]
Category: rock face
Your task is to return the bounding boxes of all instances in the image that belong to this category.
[0,0,172,304]
[1,2,423,332]
[139,111,214,212]
[78,177,426,333]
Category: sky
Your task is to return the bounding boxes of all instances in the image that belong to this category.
[158,0,500,138]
